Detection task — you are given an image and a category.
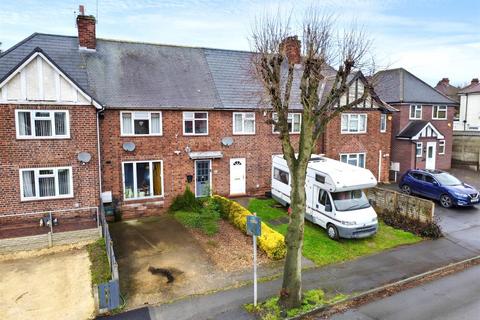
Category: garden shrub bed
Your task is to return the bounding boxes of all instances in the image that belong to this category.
[86,238,111,285]
[213,195,286,260]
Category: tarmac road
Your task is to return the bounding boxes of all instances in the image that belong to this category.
[330,263,480,320]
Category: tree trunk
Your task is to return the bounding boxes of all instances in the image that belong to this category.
[280,167,307,309]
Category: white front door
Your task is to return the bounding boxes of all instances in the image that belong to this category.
[426,142,436,170]
[230,158,246,195]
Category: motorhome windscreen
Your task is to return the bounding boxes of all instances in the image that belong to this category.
[331,190,370,211]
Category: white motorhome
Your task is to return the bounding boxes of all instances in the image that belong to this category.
[271,154,378,239]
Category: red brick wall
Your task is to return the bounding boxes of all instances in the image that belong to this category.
[390,103,455,176]
[99,110,301,212]
[76,15,96,49]
[321,110,392,183]
[0,104,100,216]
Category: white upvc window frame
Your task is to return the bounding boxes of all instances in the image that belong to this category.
[232,112,256,135]
[120,111,163,136]
[416,142,423,157]
[341,113,367,134]
[19,166,73,201]
[122,160,164,201]
[380,113,387,133]
[339,153,366,168]
[438,140,446,155]
[432,105,448,120]
[15,109,70,139]
[272,112,302,134]
[409,104,422,120]
[183,112,209,136]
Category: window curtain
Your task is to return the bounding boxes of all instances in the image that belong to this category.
[151,113,161,134]
[54,112,66,135]
[35,119,52,136]
[18,112,32,136]
[153,162,162,196]
[58,169,70,195]
[122,113,133,134]
[39,176,55,197]
[22,171,35,198]
[234,114,243,132]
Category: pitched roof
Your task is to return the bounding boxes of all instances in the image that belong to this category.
[459,81,480,94]
[372,68,458,105]
[434,79,460,103]
[0,33,392,112]
[397,120,429,138]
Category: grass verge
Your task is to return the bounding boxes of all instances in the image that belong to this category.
[249,198,422,266]
[86,238,112,285]
[245,289,348,320]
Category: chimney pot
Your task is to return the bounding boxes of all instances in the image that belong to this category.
[76,5,96,50]
[441,78,449,84]
[472,78,479,84]
[280,36,301,65]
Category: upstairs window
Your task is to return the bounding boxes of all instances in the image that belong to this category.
[432,105,447,120]
[233,112,255,134]
[20,167,73,201]
[121,111,162,136]
[380,113,387,132]
[272,113,302,134]
[340,153,366,167]
[341,114,367,133]
[183,112,208,135]
[409,105,422,120]
[16,110,69,139]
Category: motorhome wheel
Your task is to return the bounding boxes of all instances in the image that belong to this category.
[327,224,339,240]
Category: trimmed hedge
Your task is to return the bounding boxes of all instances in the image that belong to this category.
[213,195,286,260]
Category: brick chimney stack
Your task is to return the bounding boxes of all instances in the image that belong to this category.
[280,36,301,64]
[76,5,96,50]
[440,78,449,85]
[471,78,479,85]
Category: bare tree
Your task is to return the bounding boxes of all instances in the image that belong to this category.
[251,9,372,309]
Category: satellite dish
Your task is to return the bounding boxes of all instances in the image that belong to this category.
[221,137,234,146]
[123,142,136,152]
[77,152,92,163]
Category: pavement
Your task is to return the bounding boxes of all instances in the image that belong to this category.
[103,168,480,320]
[330,263,480,320]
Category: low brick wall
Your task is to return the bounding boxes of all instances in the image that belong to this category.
[367,187,434,223]
[0,227,101,253]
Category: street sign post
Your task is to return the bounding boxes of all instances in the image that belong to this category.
[247,214,261,306]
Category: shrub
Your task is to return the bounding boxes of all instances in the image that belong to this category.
[213,195,286,260]
[170,185,201,212]
[173,196,220,236]
[86,239,112,285]
[380,210,443,239]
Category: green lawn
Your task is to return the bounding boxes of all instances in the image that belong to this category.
[248,198,422,266]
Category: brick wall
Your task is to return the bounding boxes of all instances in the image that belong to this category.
[321,109,392,183]
[0,104,100,216]
[390,103,455,176]
[76,15,96,49]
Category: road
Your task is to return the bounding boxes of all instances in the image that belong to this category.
[330,263,480,320]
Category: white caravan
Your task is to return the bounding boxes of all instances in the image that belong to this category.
[271,154,378,239]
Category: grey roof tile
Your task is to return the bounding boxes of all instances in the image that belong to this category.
[397,120,428,138]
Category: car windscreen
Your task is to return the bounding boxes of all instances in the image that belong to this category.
[433,172,462,186]
[331,190,370,211]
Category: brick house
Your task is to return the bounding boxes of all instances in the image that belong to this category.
[373,68,459,180]
[0,10,395,223]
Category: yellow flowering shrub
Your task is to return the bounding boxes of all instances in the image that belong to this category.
[213,195,286,260]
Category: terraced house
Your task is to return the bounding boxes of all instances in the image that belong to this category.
[0,10,395,228]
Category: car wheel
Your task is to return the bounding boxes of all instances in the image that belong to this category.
[327,224,339,240]
[440,194,453,208]
[401,184,411,195]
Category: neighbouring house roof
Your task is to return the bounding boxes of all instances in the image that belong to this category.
[397,120,444,140]
[372,68,458,105]
[0,33,393,113]
[434,79,460,103]
[459,81,480,94]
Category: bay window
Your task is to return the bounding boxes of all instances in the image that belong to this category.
[341,114,367,133]
[20,167,73,200]
[123,160,163,200]
[121,111,162,136]
[183,112,208,135]
[233,112,255,134]
[16,110,69,139]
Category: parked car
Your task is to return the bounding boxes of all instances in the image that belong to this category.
[399,169,480,208]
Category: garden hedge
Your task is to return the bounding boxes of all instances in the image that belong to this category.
[213,195,286,260]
